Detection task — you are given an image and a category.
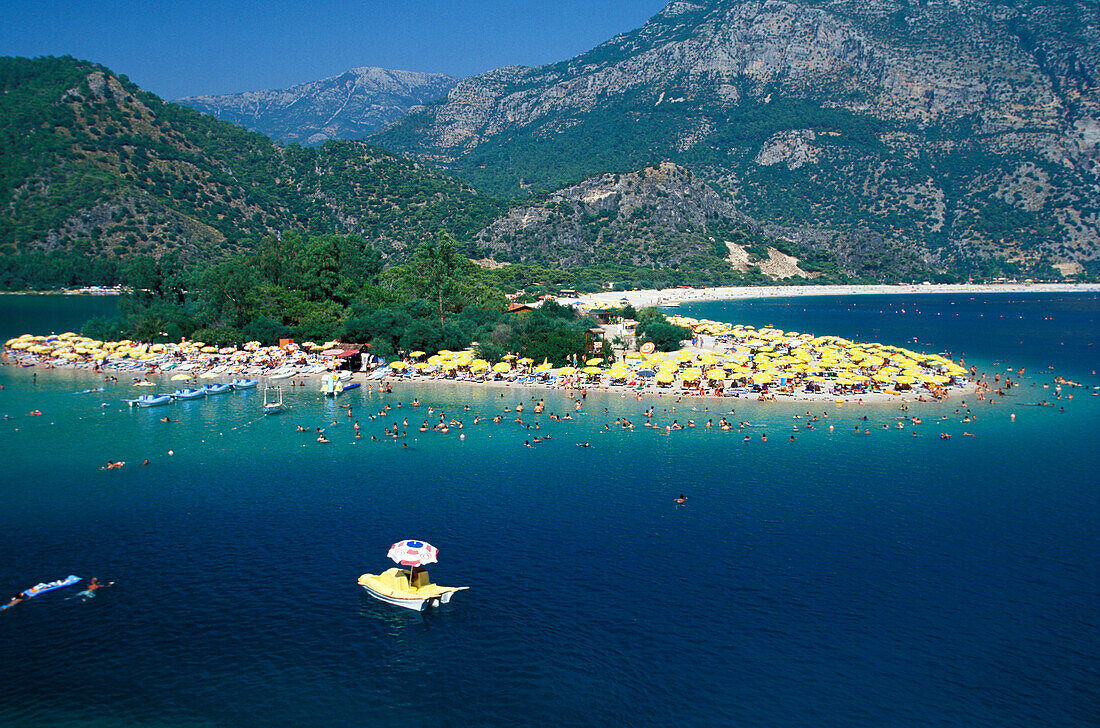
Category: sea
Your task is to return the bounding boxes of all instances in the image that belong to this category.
[0,292,1096,727]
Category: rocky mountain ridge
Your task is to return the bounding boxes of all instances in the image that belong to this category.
[373,0,1100,275]
[179,66,457,145]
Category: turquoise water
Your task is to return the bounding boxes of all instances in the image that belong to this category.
[0,293,1097,727]
[0,294,119,342]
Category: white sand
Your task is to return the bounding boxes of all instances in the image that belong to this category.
[566,282,1100,310]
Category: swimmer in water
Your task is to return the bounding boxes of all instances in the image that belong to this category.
[4,591,28,609]
[674,494,687,504]
[79,577,114,599]
[160,416,171,423]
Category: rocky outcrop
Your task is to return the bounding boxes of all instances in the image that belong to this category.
[754,130,819,169]
[471,162,927,278]
[473,163,753,267]
[371,0,1100,271]
[179,67,457,144]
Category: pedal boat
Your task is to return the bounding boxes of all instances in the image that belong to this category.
[127,393,172,407]
[358,567,468,611]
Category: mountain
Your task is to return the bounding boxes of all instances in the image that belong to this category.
[178,67,457,145]
[373,0,1100,276]
[474,161,926,278]
[0,56,501,265]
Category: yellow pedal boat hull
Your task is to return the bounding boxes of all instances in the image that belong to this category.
[358,568,468,611]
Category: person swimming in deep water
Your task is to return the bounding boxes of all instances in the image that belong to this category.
[77,577,114,599]
[674,494,687,504]
[4,591,28,609]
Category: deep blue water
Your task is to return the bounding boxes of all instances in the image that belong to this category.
[1,293,1097,727]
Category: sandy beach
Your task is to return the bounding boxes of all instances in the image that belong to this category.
[565,282,1100,309]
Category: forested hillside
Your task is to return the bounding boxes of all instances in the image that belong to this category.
[0,56,502,287]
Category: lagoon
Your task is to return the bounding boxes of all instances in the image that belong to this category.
[0,293,1097,727]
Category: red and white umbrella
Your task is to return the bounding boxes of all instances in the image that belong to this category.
[387,539,438,567]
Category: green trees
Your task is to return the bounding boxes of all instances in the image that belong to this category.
[635,308,690,351]
[412,234,459,327]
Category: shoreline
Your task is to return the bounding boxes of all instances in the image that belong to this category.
[565,282,1100,309]
[1,359,976,407]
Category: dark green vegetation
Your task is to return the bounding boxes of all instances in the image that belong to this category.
[80,232,605,365]
[635,308,691,352]
[0,56,501,265]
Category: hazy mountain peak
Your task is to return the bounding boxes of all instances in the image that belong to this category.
[178,66,458,145]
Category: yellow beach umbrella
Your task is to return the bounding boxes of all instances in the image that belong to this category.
[493,362,512,373]
[586,358,603,365]
[409,351,425,358]
[583,366,603,375]
[706,369,726,381]
[390,361,407,370]
[557,366,577,376]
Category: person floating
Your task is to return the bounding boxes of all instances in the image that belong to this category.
[77,577,114,599]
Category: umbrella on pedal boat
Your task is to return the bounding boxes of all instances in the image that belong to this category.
[388,539,438,567]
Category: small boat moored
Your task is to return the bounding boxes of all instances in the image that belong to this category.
[358,540,467,612]
[172,388,206,400]
[262,385,287,414]
[202,383,233,395]
[321,372,344,396]
[230,378,258,390]
[127,394,173,407]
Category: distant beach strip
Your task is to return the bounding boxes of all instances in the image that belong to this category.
[563,282,1100,310]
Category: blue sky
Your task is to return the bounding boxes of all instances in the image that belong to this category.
[0,0,670,99]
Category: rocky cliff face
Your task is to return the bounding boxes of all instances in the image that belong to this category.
[179,67,457,145]
[373,0,1100,274]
